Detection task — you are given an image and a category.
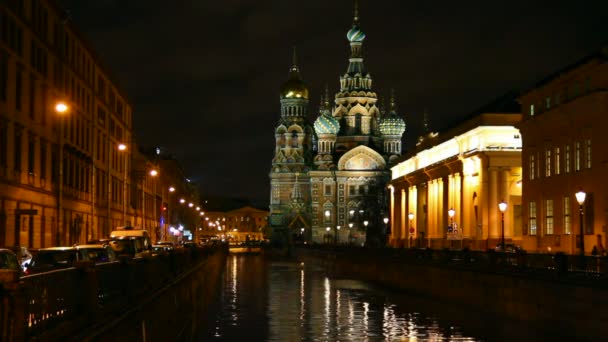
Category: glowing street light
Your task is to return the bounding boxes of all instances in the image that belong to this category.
[179,198,185,204]
[169,186,175,192]
[448,208,455,232]
[188,202,193,208]
[149,169,158,177]
[55,101,69,114]
[118,143,127,151]
[575,189,587,265]
[498,200,508,250]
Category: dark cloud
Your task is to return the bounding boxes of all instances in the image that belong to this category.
[59,0,608,204]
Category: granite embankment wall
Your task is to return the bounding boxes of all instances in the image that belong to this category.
[296,248,608,339]
[76,248,226,341]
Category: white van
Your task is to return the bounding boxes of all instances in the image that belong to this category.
[108,227,153,258]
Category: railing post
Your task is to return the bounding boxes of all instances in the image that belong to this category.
[0,270,26,342]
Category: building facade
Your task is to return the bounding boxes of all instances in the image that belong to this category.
[202,206,268,243]
[389,98,522,250]
[518,47,608,255]
[269,3,405,245]
[0,0,134,247]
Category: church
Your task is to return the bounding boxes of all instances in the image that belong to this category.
[269,2,406,245]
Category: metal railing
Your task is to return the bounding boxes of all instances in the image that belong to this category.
[300,245,608,284]
[0,244,227,341]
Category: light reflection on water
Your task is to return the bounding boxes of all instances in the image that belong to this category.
[202,255,480,342]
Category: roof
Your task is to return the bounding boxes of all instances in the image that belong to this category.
[520,45,608,97]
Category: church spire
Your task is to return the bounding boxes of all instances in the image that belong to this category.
[353,0,360,25]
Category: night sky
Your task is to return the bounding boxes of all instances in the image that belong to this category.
[58,0,608,206]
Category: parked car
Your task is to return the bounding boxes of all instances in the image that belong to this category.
[155,241,175,251]
[494,243,525,254]
[7,246,33,269]
[74,244,117,263]
[0,248,22,273]
[23,247,89,275]
[107,236,154,259]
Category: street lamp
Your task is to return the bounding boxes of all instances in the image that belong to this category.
[169,186,175,193]
[337,225,341,244]
[575,189,586,265]
[54,101,69,245]
[448,208,455,232]
[117,143,128,226]
[148,169,158,233]
[498,200,508,250]
[408,212,414,248]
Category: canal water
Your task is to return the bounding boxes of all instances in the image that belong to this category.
[198,255,538,341]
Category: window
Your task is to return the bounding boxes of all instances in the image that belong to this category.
[555,147,561,175]
[545,97,551,110]
[349,185,357,196]
[529,104,535,116]
[565,145,571,173]
[575,141,581,171]
[586,139,591,169]
[529,154,535,180]
[545,149,551,177]
[555,93,561,105]
[0,121,6,166]
[27,136,35,174]
[529,202,537,235]
[40,141,46,179]
[545,199,554,235]
[16,68,22,111]
[0,54,7,102]
[324,184,332,196]
[14,129,22,171]
[564,197,571,235]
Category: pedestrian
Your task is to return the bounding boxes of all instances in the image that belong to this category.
[592,245,598,256]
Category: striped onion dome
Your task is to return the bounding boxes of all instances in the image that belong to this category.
[347,25,366,43]
[379,115,406,136]
[314,113,340,135]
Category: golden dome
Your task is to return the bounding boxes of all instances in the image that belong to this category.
[280,66,309,100]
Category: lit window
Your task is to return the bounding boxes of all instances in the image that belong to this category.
[555,147,561,175]
[565,145,571,173]
[529,202,537,235]
[586,139,592,169]
[529,154,535,180]
[564,197,571,235]
[575,141,581,171]
[545,149,551,177]
[529,104,535,116]
[545,199,553,235]
[545,97,551,110]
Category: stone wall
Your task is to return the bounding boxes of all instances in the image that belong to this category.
[296,248,608,339]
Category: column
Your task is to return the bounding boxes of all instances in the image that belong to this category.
[489,167,499,240]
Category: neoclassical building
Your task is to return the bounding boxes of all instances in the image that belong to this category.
[269,3,405,245]
[518,47,608,255]
[389,96,522,250]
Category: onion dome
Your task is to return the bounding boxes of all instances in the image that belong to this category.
[347,25,366,43]
[379,92,406,136]
[347,0,365,43]
[280,48,309,100]
[314,113,340,135]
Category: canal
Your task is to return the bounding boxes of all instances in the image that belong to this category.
[198,254,541,341]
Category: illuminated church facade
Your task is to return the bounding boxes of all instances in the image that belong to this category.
[269,3,406,245]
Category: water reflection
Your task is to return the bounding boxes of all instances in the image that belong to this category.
[202,255,479,341]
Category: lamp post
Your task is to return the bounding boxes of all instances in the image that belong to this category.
[148,169,158,234]
[448,208,455,249]
[498,200,508,251]
[55,101,68,246]
[383,217,389,245]
[575,189,586,268]
[336,225,341,244]
[324,210,331,244]
[408,212,414,248]
[118,143,128,226]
